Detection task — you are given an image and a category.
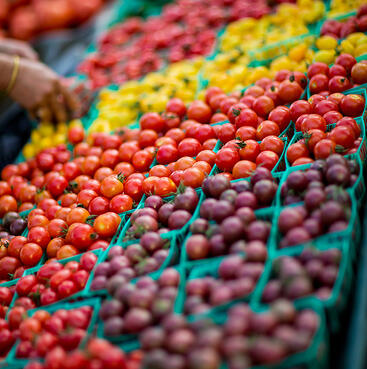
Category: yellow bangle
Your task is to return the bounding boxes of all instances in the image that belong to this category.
[6,55,20,95]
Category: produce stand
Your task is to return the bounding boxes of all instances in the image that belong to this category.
[2,0,367,368]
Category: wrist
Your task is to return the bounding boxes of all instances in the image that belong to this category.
[0,54,14,91]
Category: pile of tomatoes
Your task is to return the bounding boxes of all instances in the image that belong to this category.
[78,0,272,88]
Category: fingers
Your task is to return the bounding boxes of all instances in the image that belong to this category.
[57,82,80,115]
[48,92,67,124]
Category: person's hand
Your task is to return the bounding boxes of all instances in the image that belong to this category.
[0,38,39,61]
[10,58,80,123]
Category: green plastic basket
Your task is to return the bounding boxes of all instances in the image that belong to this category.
[277,154,365,207]
[252,240,355,333]
[96,265,185,348]
[249,33,316,65]
[178,254,267,318]
[180,209,274,267]
[118,188,204,245]
[84,232,179,297]
[188,298,329,369]
[6,297,101,368]
[6,249,102,316]
[270,190,360,257]
[286,116,367,168]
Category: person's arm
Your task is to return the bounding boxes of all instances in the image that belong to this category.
[0,38,39,61]
[0,54,79,123]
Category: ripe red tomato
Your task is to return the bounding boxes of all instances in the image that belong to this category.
[100,175,124,198]
[2,164,19,181]
[68,126,84,145]
[70,175,89,193]
[340,94,365,117]
[232,160,256,179]
[153,177,177,197]
[149,165,171,178]
[100,149,119,168]
[314,139,336,159]
[66,207,90,225]
[287,142,309,164]
[50,269,72,290]
[82,155,100,176]
[187,101,212,123]
[309,74,329,95]
[69,224,96,251]
[140,112,165,132]
[138,129,159,148]
[118,141,139,162]
[253,96,275,117]
[215,148,240,172]
[278,80,303,104]
[182,167,205,188]
[56,245,78,260]
[166,98,186,118]
[304,129,326,152]
[113,163,134,179]
[19,317,42,341]
[256,120,280,140]
[268,106,291,131]
[307,62,329,78]
[328,76,351,93]
[234,108,258,129]
[40,288,58,306]
[93,212,120,237]
[260,136,284,156]
[36,152,55,172]
[77,189,98,208]
[27,226,51,249]
[255,151,279,170]
[300,114,327,133]
[165,128,185,143]
[314,100,339,116]
[8,236,27,259]
[74,142,90,157]
[335,53,357,74]
[216,123,235,143]
[329,64,347,78]
[19,243,43,266]
[0,195,17,217]
[177,138,202,157]
[237,140,260,162]
[323,111,343,125]
[205,86,223,104]
[132,150,154,172]
[236,126,257,141]
[162,112,181,131]
[329,125,355,149]
[0,181,11,197]
[193,161,211,175]
[196,150,216,166]
[124,179,143,202]
[351,62,367,84]
[47,238,65,258]
[16,275,37,296]
[156,144,179,165]
[336,117,361,137]
[109,194,133,213]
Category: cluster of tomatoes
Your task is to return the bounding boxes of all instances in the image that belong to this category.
[2,304,93,362]
[287,94,364,166]
[13,252,97,309]
[23,338,143,369]
[320,4,367,39]
[78,0,271,88]
[308,54,367,95]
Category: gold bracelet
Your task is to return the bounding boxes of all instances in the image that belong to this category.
[6,55,20,95]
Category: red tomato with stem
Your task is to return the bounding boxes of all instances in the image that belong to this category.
[215,148,240,172]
